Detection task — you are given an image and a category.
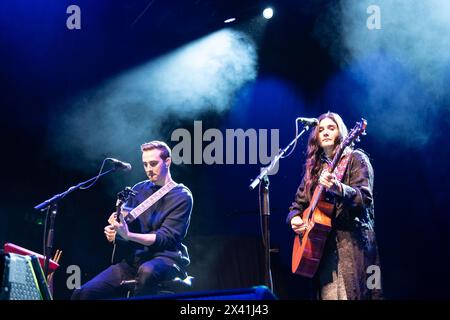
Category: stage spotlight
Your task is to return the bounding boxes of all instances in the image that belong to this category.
[263,8,273,19]
[224,18,236,24]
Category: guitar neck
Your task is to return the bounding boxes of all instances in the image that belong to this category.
[115,199,124,222]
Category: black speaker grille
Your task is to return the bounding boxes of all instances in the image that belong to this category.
[1,253,42,300]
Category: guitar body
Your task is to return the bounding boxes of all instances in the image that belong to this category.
[291,199,334,278]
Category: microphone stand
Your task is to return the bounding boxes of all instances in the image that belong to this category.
[249,124,312,293]
[35,167,118,278]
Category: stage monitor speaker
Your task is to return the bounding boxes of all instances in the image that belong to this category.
[131,285,277,300]
[0,251,52,300]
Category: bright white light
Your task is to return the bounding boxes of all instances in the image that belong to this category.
[224,18,236,24]
[263,8,273,19]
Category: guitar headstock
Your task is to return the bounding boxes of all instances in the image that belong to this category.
[117,187,137,203]
[343,118,367,148]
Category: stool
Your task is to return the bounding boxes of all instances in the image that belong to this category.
[157,272,194,295]
[120,272,194,298]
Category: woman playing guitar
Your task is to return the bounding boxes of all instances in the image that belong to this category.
[288,112,382,300]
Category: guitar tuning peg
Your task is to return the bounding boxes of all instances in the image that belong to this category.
[356,137,361,142]
[362,130,367,136]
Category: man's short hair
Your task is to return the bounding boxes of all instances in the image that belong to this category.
[140,141,171,160]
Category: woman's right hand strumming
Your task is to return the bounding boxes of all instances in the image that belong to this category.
[291,215,308,235]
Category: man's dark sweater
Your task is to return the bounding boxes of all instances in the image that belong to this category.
[123,180,193,269]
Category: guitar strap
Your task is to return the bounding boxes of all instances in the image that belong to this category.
[124,180,178,223]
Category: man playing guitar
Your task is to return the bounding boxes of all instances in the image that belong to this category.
[72,141,193,299]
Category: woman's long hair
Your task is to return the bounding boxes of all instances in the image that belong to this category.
[303,112,349,200]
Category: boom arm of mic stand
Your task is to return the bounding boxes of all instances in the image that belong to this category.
[249,125,310,190]
[34,168,117,211]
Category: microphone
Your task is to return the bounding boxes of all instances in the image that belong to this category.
[296,117,319,127]
[107,158,132,171]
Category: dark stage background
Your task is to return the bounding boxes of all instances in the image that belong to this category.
[1,0,450,300]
